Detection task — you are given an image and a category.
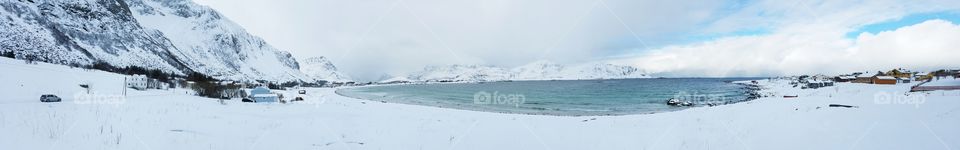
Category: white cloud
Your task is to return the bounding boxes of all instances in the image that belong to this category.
[850,20,960,71]
[191,0,960,78]
[621,19,960,77]
[191,0,729,80]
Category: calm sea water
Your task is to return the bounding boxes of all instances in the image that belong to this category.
[337,78,763,116]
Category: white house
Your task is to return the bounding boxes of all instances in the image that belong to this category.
[126,74,169,90]
[126,75,149,90]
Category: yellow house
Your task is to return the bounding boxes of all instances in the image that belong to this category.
[885,69,912,78]
[915,73,933,81]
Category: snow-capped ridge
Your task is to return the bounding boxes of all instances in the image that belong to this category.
[512,60,566,80]
[407,64,514,82]
[300,56,352,82]
[399,60,651,82]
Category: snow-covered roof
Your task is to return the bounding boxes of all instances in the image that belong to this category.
[874,76,896,80]
[251,87,272,95]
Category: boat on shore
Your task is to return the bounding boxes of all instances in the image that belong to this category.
[666,98,693,107]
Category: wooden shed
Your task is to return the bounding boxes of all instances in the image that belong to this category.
[853,77,873,83]
[872,76,897,85]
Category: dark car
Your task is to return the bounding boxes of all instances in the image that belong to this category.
[40,94,61,102]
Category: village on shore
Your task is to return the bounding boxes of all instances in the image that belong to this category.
[120,66,960,105]
[775,68,960,92]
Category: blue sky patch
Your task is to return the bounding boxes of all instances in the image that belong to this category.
[684,28,771,43]
[846,11,960,38]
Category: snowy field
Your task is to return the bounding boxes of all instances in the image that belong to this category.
[1,57,959,150]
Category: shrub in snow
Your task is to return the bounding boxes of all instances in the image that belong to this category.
[0,51,14,58]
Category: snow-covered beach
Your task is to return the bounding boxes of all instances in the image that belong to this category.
[2,58,959,150]
[3,0,959,149]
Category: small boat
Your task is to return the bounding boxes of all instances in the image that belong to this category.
[783,95,799,98]
[666,98,681,106]
[666,98,693,106]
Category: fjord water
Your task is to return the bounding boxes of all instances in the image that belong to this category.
[337,78,762,116]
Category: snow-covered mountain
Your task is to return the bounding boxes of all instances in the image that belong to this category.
[392,61,650,83]
[406,65,515,82]
[565,63,650,79]
[512,60,567,80]
[299,56,351,82]
[516,61,650,80]
[0,0,311,82]
[378,75,412,83]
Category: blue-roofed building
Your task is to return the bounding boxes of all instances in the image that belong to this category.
[249,87,278,103]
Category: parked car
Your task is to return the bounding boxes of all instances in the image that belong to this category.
[294,90,307,101]
[40,94,61,102]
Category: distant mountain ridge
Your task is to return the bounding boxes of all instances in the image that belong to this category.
[389,60,650,82]
[299,56,351,82]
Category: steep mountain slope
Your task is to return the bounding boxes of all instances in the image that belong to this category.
[1,0,186,73]
[299,56,351,82]
[0,0,310,82]
[125,0,308,82]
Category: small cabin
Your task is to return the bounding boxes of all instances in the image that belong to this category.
[915,73,931,81]
[834,76,856,82]
[804,81,834,89]
[900,78,911,83]
[853,77,873,83]
[872,76,897,85]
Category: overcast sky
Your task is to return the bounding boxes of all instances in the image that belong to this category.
[193,0,960,79]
